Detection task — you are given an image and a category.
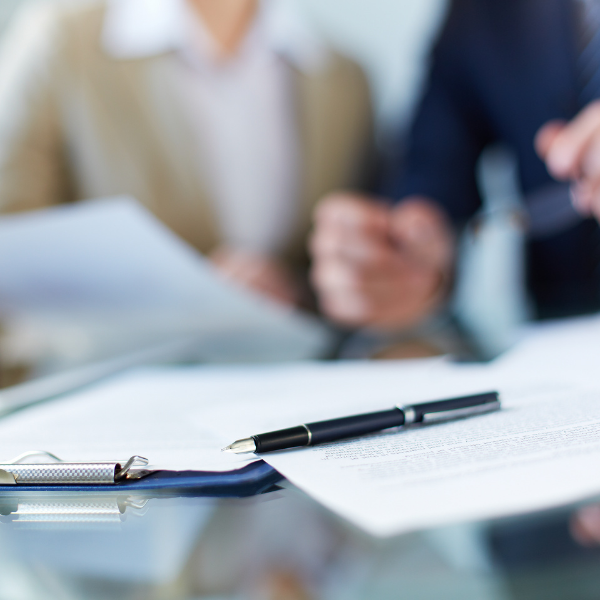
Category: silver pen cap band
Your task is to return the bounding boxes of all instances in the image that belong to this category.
[398,406,417,426]
[421,400,501,423]
[301,424,313,445]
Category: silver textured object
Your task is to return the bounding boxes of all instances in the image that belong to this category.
[0,463,117,485]
[421,400,501,423]
[15,499,123,523]
[0,495,149,526]
[0,452,149,485]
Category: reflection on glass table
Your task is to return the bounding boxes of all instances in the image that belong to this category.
[0,484,599,600]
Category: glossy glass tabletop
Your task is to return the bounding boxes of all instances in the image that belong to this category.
[0,482,599,600]
[1,320,598,600]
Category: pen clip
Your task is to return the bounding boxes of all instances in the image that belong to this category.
[421,400,501,424]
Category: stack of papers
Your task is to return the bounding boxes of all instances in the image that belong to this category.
[1,321,600,536]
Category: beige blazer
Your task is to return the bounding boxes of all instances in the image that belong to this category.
[0,1,374,268]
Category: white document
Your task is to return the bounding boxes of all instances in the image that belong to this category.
[493,313,600,387]
[0,369,255,472]
[4,354,600,537]
[181,357,600,537]
[0,197,333,365]
[0,360,447,472]
[262,372,600,536]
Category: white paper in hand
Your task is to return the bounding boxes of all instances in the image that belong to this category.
[0,197,333,363]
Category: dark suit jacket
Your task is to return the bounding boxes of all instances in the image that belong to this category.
[387,0,600,318]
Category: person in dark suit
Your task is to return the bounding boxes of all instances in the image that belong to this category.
[310,0,600,328]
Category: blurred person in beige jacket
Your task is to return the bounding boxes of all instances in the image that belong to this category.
[0,0,373,306]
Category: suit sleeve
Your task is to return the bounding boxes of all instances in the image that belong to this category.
[387,0,495,223]
[0,4,74,214]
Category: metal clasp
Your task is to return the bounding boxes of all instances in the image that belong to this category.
[115,456,150,481]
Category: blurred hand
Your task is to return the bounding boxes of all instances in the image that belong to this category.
[211,247,299,307]
[536,101,600,220]
[571,504,600,547]
[310,192,455,329]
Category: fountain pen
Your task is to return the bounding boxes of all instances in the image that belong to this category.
[222,391,500,454]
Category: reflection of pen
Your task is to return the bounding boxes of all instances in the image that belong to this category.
[223,391,500,454]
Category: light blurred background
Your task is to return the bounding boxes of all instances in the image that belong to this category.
[0,0,449,131]
[0,0,521,379]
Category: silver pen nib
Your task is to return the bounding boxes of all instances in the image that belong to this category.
[221,437,256,454]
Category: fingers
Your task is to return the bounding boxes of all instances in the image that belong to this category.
[312,258,444,328]
[314,192,390,237]
[571,504,600,547]
[310,192,395,269]
[534,120,566,162]
[245,262,296,306]
[310,192,397,324]
[390,197,455,271]
[537,103,600,220]
[211,247,299,306]
[311,255,422,303]
[574,132,600,218]
[310,225,394,270]
[310,193,453,329]
[540,101,600,181]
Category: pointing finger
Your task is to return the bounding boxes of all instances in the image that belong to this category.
[544,101,600,180]
[314,192,390,236]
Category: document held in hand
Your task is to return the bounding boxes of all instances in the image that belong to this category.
[0,197,334,365]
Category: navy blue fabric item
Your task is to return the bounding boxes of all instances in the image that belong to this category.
[0,461,282,498]
[385,0,600,318]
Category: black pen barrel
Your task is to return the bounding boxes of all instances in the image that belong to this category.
[253,409,406,452]
[253,426,310,453]
[250,392,500,453]
[307,408,405,445]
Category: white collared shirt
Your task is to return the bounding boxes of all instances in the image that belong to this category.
[102,0,327,255]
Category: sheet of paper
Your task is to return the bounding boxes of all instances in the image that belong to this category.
[195,360,600,537]
[493,313,600,387]
[0,369,254,472]
[0,359,448,472]
[262,374,600,535]
[0,197,333,365]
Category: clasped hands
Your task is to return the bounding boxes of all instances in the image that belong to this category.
[310,194,455,329]
[311,100,600,331]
